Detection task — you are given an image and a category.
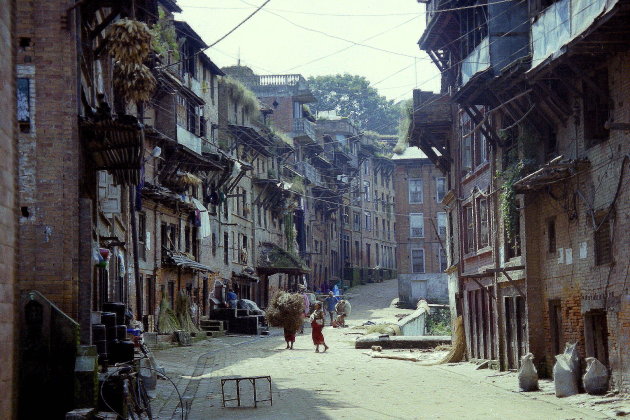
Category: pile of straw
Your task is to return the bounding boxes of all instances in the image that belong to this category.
[265,291,305,332]
[157,294,180,334]
[175,291,201,334]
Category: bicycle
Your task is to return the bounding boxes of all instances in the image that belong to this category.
[101,364,153,420]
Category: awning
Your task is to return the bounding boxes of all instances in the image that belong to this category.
[80,116,144,185]
[232,268,259,283]
[514,156,590,193]
[257,242,310,275]
[163,250,214,272]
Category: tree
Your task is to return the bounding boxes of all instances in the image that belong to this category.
[307,74,399,135]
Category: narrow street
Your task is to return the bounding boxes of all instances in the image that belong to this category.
[151,280,626,420]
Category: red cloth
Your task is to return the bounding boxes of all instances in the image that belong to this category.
[311,320,325,345]
[284,328,296,343]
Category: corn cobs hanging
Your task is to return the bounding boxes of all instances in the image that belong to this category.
[106,18,156,103]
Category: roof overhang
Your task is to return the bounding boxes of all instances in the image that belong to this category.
[163,250,214,272]
[228,125,274,156]
[257,242,310,275]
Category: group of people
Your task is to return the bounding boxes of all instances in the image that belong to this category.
[284,289,351,353]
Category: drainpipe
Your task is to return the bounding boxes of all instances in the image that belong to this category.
[130,187,143,321]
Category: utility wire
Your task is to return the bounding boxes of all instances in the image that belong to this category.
[207,0,272,49]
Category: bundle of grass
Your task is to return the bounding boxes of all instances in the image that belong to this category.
[106,18,156,103]
[157,294,180,334]
[113,62,157,103]
[107,18,152,65]
[393,99,413,154]
[265,290,305,333]
[177,171,202,186]
[175,291,201,334]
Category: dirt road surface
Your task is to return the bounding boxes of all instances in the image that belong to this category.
[151,279,629,419]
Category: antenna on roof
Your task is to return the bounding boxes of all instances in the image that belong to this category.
[237,47,241,66]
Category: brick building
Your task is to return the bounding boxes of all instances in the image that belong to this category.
[392,146,448,305]
[0,1,16,418]
[412,0,630,390]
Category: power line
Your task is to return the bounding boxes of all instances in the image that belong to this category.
[239,0,421,60]
[207,0,272,49]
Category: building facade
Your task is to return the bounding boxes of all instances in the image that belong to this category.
[393,147,448,306]
[412,0,630,390]
[1,1,16,418]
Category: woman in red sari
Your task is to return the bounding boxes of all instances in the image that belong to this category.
[309,302,329,352]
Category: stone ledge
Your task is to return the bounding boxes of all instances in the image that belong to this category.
[355,335,451,349]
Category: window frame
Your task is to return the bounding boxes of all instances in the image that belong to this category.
[409,213,424,238]
[477,198,489,249]
[408,178,424,204]
[411,248,426,273]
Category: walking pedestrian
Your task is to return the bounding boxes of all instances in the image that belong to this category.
[283,327,297,349]
[309,302,329,353]
[324,290,338,324]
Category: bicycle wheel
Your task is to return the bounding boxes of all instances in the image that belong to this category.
[136,376,153,420]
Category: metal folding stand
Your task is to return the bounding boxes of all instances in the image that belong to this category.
[220,376,272,408]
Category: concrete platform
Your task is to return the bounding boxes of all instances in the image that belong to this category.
[355,334,451,349]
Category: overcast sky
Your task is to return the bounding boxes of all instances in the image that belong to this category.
[177,0,441,102]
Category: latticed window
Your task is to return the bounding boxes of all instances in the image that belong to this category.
[464,205,474,253]
[594,217,612,265]
[479,199,489,246]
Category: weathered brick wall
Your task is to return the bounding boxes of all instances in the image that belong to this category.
[16,1,80,318]
[0,0,16,417]
[524,52,630,390]
[393,158,446,274]
[260,96,293,134]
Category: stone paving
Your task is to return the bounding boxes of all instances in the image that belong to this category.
[150,280,629,420]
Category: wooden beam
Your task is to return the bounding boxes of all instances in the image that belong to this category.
[89,10,120,39]
[565,61,609,103]
[470,278,497,300]
[501,269,526,297]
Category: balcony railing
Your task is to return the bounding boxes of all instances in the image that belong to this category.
[292,118,317,143]
[295,161,322,186]
[240,74,306,87]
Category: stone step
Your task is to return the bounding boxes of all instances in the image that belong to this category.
[200,320,225,329]
[201,325,224,332]
[205,330,225,338]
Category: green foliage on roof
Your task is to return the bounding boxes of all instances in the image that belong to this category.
[220,76,261,119]
[394,99,413,154]
[151,7,180,61]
